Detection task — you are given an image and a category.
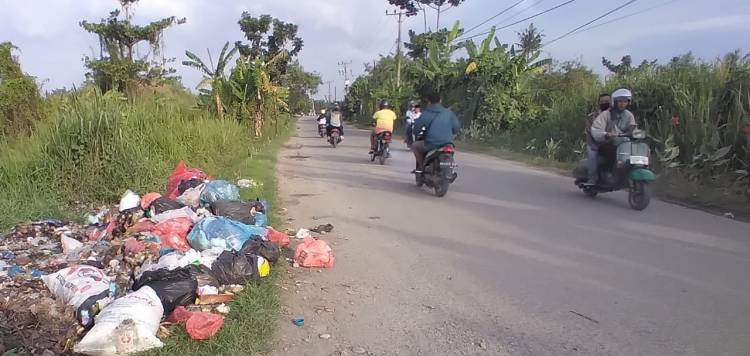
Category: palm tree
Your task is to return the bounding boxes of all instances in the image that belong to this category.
[182,42,237,120]
[516,23,543,57]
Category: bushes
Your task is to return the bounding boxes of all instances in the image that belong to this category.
[0,42,43,137]
[0,87,285,231]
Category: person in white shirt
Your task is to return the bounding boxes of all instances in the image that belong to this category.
[404,103,421,147]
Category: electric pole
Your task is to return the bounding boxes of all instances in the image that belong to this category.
[325,81,333,104]
[386,9,409,87]
[338,60,353,91]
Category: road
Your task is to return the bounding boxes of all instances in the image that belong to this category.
[271,117,750,356]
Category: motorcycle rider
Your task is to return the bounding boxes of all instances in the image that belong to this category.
[326,105,344,140]
[583,93,612,184]
[588,88,637,184]
[411,90,460,173]
[370,99,397,153]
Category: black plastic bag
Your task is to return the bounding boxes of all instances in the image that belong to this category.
[211,250,260,285]
[132,267,197,314]
[149,197,185,215]
[240,238,280,264]
[187,264,220,288]
[76,289,110,330]
[178,178,204,195]
[209,200,256,225]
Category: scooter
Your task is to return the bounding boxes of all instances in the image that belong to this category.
[370,131,392,165]
[328,128,341,148]
[415,144,458,197]
[573,129,656,210]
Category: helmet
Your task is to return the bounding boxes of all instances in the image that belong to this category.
[333,104,340,111]
[320,109,326,114]
[379,99,390,109]
[611,88,632,102]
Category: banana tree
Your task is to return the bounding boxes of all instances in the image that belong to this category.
[182,42,237,120]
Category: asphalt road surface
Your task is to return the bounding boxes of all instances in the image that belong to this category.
[272,117,750,356]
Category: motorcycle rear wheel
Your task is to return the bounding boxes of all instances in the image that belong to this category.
[379,144,388,165]
[434,180,450,197]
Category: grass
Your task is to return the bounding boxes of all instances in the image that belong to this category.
[0,86,294,353]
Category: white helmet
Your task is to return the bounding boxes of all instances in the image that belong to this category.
[320,109,326,114]
[611,88,632,102]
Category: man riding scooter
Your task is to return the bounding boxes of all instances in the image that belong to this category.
[326,105,344,140]
[587,88,637,184]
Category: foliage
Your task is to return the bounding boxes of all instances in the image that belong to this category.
[388,0,468,28]
[182,42,238,119]
[235,13,303,82]
[280,61,322,114]
[80,6,185,93]
[0,42,42,137]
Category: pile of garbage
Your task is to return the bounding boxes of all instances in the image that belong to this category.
[0,161,335,355]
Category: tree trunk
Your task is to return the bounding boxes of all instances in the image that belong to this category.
[215,91,224,120]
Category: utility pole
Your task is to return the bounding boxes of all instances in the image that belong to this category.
[386,9,409,87]
[338,60,353,92]
[334,86,338,103]
[325,81,333,104]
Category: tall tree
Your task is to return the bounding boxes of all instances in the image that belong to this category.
[80,6,185,93]
[280,62,322,114]
[182,42,238,120]
[235,13,303,82]
[387,0,467,29]
[516,23,543,57]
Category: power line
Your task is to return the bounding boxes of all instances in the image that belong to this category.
[463,0,526,36]
[455,0,579,42]
[567,0,680,36]
[496,0,550,26]
[543,0,638,47]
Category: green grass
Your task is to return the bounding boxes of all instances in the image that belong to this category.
[0,86,294,353]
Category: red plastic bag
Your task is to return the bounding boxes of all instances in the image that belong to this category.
[167,161,210,200]
[185,312,224,340]
[141,192,162,210]
[167,306,193,323]
[267,227,291,248]
[294,237,334,268]
[152,218,193,252]
[129,219,156,234]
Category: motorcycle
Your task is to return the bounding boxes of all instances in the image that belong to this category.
[573,129,655,210]
[415,144,458,197]
[370,131,392,165]
[318,124,327,138]
[327,127,341,148]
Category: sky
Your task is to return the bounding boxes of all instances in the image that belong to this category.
[1,0,749,99]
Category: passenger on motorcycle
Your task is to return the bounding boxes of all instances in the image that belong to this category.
[411,90,460,173]
[583,93,612,184]
[404,102,421,147]
[370,99,397,153]
[326,105,344,139]
[588,88,637,184]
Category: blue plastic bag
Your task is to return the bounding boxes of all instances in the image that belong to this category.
[200,180,240,205]
[187,216,267,251]
[253,212,268,227]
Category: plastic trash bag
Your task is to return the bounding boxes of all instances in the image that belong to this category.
[186,312,225,340]
[148,197,185,216]
[295,228,312,240]
[187,216,267,252]
[211,250,270,285]
[151,206,199,223]
[42,265,113,328]
[176,184,204,208]
[188,264,220,289]
[119,190,140,212]
[253,212,267,227]
[140,192,162,210]
[294,237,335,268]
[266,227,291,248]
[240,239,281,264]
[132,267,197,314]
[61,235,84,254]
[167,160,210,200]
[152,218,193,252]
[178,178,204,195]
[209,199,257,225]
[200,180,240,205]
[74,286,164,355]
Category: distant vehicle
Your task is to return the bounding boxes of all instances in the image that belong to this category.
[573,129,655,210]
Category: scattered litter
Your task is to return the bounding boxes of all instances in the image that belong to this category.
[267,227,291,248]
[237,178,257,188]
[185,312,224,340]
[295,228,312,240]
[215,303,230,314]
[724,212,735,219]
[310,224,334,234]
[319,333,332,340]
[292,317,305,327]
[119,190,141,212]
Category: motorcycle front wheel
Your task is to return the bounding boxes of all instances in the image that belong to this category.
[628,181,651,210]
